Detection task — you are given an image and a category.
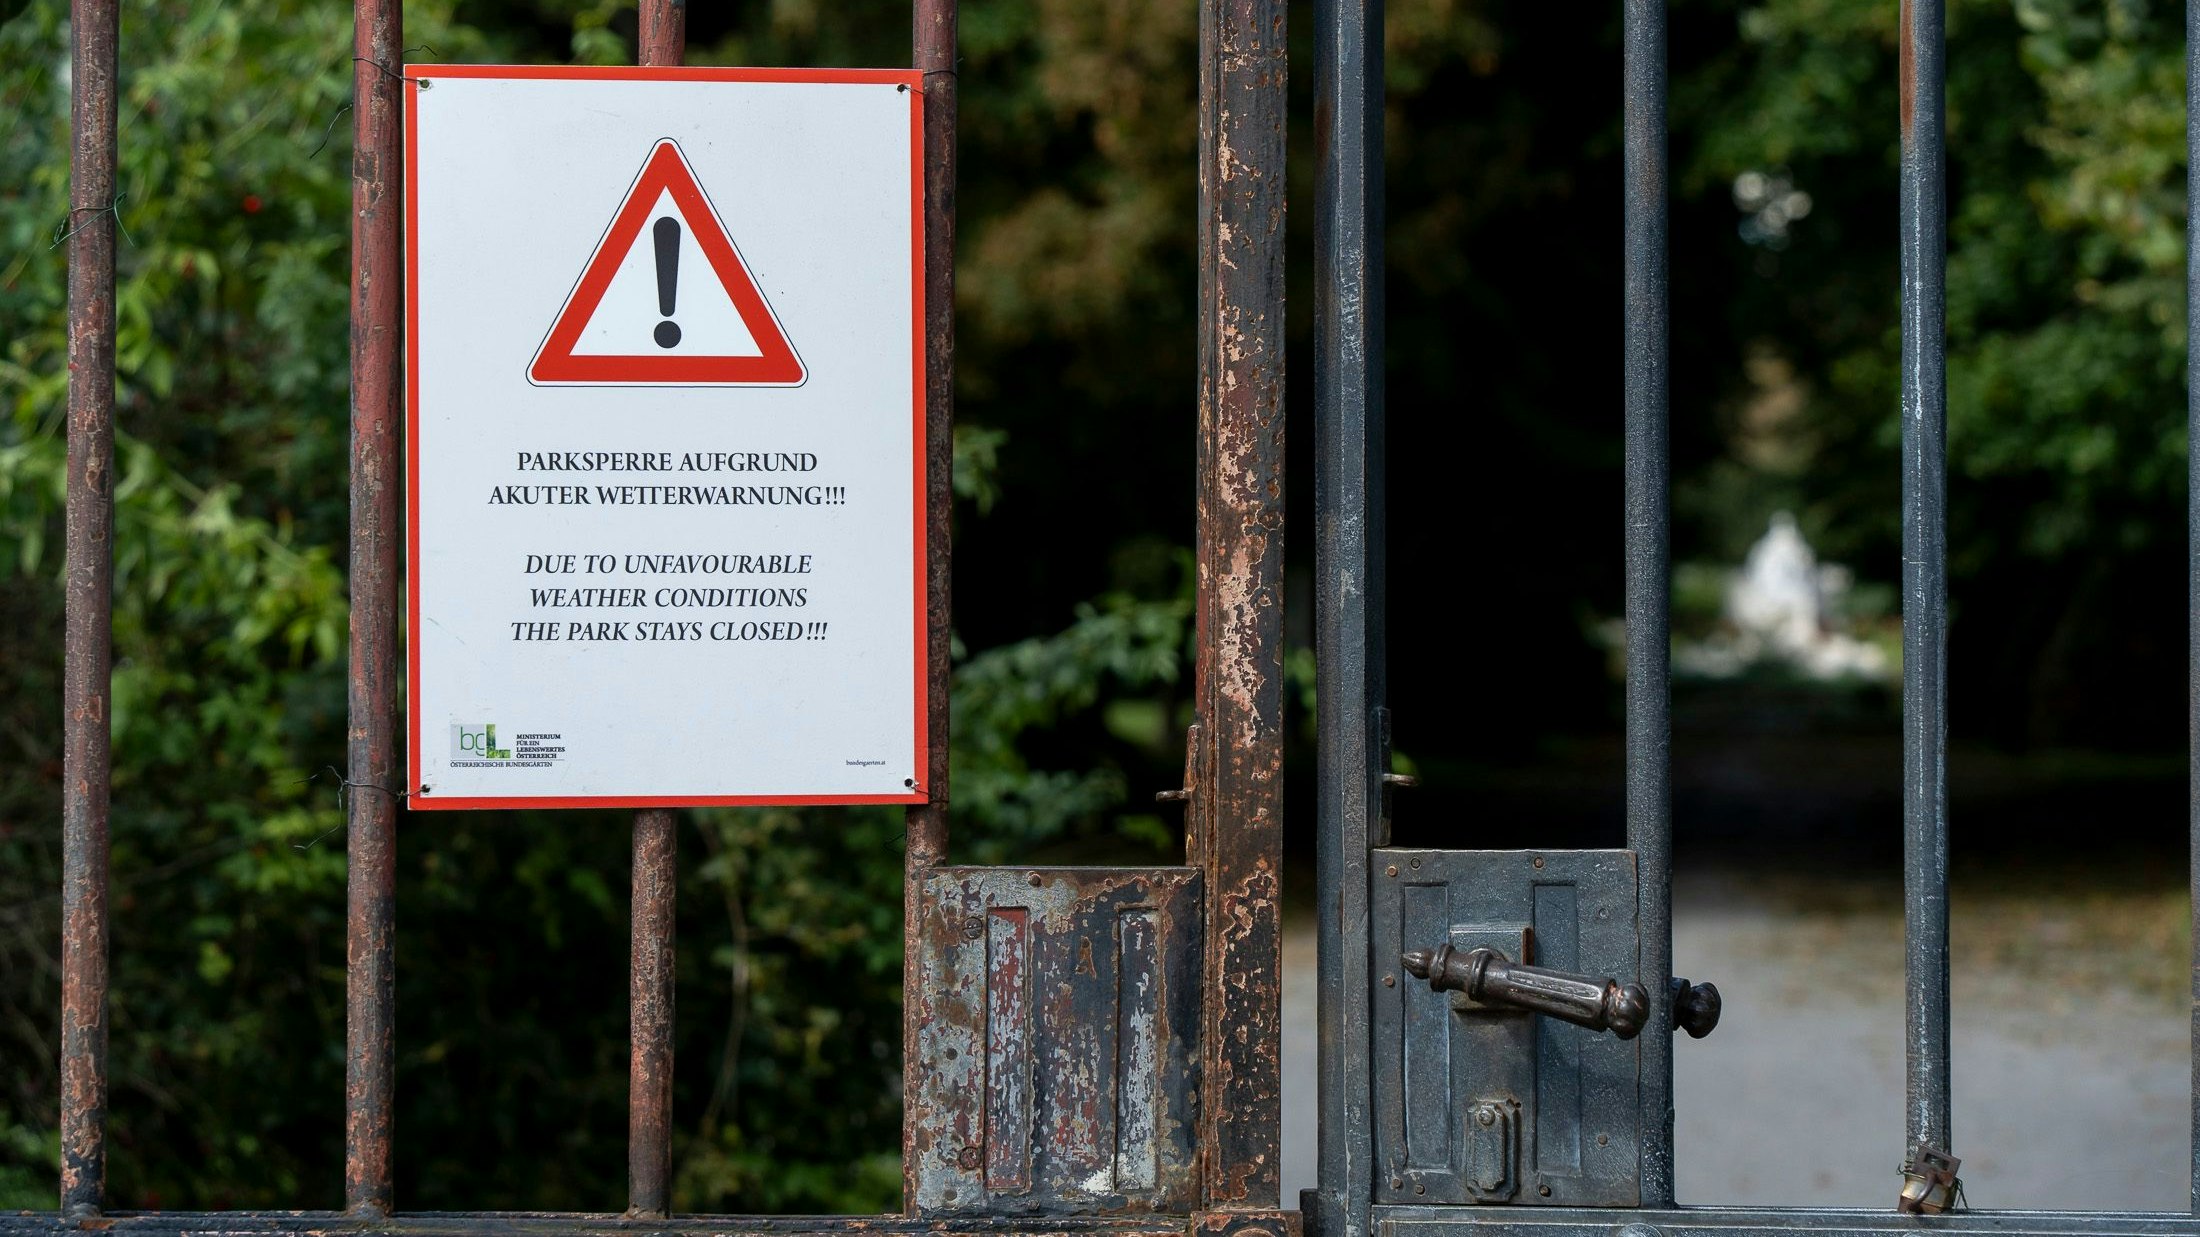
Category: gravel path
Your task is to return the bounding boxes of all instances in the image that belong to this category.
[1281,867,2189,1212]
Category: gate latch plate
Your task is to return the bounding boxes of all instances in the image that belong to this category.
[1373,849,1641,1208]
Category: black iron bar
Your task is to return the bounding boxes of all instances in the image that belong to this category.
[1898,0,1953,1163]
[59,0,119,1216]
[899,0,956,1213]
[625,1,686,1220]
[1621,0,1674,1207]
[1311,0,1383,1227]
[2186,0,2199,1212]
[344,0,404,1213]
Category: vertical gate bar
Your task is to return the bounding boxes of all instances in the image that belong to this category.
[637,0,683,67]
[1310,0,1383,1231]
[626,1,685,1219]
[2187,0,2199,1210]
[343,0,403,1212]
[900,0,955,1212]
[58,0,118,1215]
[1621,0,1674,1207]
[1898,0,1953,1160]
[906,0,955,877]
[627,811,676,1217]
[1193,0,1288,1210]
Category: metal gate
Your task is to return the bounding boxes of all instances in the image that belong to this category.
[1303,1,2200,1236]
[12,0,1294,1233]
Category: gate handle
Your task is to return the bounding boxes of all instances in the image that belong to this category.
[1402,943,1651,1039]
[1402,944,1722,1039]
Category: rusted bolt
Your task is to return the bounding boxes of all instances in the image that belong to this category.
[1415,1183,1427,1196]
[1390,1178,1403,1191]
[957,1146,982,1169]
[1385,864,1399,878]
[962,917,984,939]
[1027,872,1043,886]
[1477,1107,1495,1128]
[1597,1133,1610,1147]
[1538,1184,1553,1197]
[1532,855,1545,869]
[1382,974,1395,988]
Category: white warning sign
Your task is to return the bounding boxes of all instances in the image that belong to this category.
[404,66,925,810]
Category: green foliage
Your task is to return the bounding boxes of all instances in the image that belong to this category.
[953,593,1193,863]
[1685,0,2187,563]
[0,0,1199,1211]
[1672,0,2188,743]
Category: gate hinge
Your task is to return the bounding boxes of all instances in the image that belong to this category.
[1157,723,1203,811]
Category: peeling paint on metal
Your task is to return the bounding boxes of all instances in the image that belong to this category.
[913,869,1202,1217]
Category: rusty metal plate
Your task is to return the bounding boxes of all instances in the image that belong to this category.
[912,867,1203,1216]
[1371,850,1640,1208]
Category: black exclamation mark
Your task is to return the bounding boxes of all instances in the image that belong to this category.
[652,217,681,349]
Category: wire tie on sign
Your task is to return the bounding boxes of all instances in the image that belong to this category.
[349,44,436,84]
[48,192,130,251]
[292,765,410,850]
[353,55,405,84]
[314,49,433,156]
[307,102,353,158]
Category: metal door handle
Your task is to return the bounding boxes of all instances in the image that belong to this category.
[1402,943,1651,1039]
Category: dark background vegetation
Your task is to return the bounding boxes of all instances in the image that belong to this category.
[1,0,2190,1213]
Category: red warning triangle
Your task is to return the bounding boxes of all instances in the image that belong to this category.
[529,139,805,386]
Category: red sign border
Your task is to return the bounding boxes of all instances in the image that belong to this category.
[403,65,928,811]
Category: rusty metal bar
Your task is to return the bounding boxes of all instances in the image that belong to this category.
[906,0,955,876]
[1192,0,1287,1211]
[637,0,684,72]
[2186,0,2199,1211]
[901,0,956,1213]
[628,809,677,1217]
[1309,0,1382,1228]
[1621,0,1674,1207]
[626,2,686,1219]
[343,0,404,1214]
[58,0,119,1216]
[1898,0,1953,1165]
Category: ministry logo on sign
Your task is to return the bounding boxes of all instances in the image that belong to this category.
[449,724,566,770]
[451,723,511,762]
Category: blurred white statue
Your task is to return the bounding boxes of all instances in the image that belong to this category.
[1680,511,1889,681]
[1728,511,1823,658]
